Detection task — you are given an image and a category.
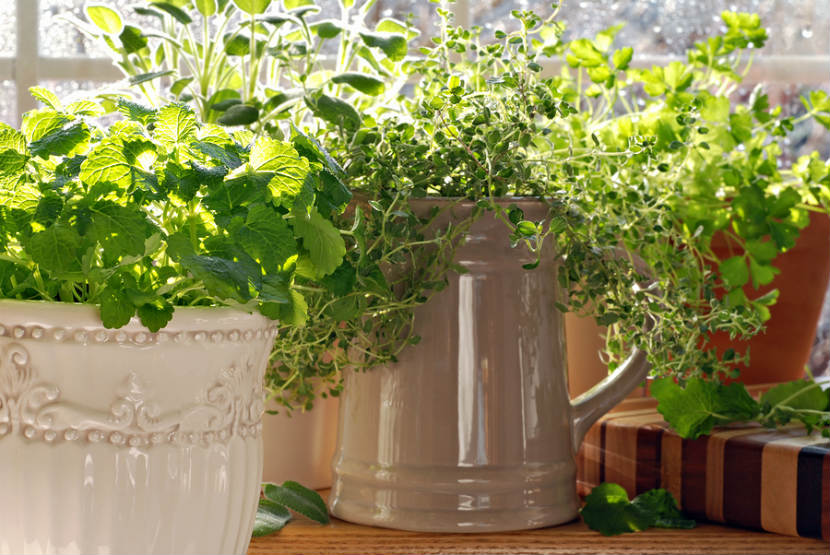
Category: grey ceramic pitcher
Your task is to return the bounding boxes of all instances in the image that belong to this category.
[328,199,651,532]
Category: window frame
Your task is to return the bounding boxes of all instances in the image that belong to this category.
[1,0,828,125]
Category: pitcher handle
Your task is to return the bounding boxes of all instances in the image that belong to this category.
[569,254,656,453]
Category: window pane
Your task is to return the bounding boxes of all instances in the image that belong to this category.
[39,0,157,57]
[472,0,830,56]
[0,0,16,56]
[0,80,16,125]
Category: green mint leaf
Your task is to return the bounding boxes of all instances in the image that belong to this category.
[276,289,308,326]
[263,481,329,525]
[252,499,292,537]
[99,286,135,329]
[293,207,346,276]
[651,377,760,439]
[22,110,68,144]
[249,137,309,207]
[180,254,253,302]
[0,123,28,154]
[136,300,175,332]
[29,122,90,159]
[29,87,62,111]
[232,204,295,272]
[580,483,652,536]
[79,138,132,188]
[26,224,84,276]
[760,379,830,429]
[154,104,197,150]
[89,201,151,256]
[631,489,696,529]
[116,99,157,124]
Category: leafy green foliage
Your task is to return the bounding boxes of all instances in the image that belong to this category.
[653,377,830,438]
[252,479,329,537]
[0,93,348,332]
[263,481,330,525]
[580,483,694,536]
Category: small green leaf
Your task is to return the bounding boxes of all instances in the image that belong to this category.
[233,204,295,272]
[631,489,695,529]
[252,499,292,537]
[232,0,272,14]
[217,104,260,126]
[359,31,408,61]
[99,287,136,329]
[719,256,748,289]
[154,104,197,149]
[86,4,123,34]
[309,94,361,130]
[263,481,330,524]
[27,225,83,276]
[580,483,652,536]
[29,87,62,111]
[293,207,346,277]
[119,25,148,53]
[137,300,175,332]
[150,2,193,24]
[331,73,385,96]
[29,123,90,159]
[250,137,309,206]
[651,378,760,439]
[312,20,343,39]
[129,70,176,86]
[194,0,217,16]
[611,47,633,70]
[170,77,194,97]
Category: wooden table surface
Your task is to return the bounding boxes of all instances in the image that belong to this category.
[248,502,829,555]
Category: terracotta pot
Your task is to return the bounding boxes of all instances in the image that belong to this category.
[0,300,276,554]
[709,212,830,384]
[261,396,339,489]
[328,199,652,532]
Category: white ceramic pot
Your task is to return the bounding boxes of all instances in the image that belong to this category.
[261,395,339,489]
[0,300,276,555]
[329,199,652,532]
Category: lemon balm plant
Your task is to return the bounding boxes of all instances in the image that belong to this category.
[0,92,348,328]
[0,91,347,551]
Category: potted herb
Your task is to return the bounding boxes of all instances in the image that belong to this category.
[318,7,830,530]
[0,92,346,552]
[73,0,417,487]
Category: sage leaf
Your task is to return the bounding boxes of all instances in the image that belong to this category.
[231,0,272,14]
[86,4,123,34]
[331,73,385,96]
[150,2,193,24]
[217,104,260,126]
[253,500,292,537]
[359,31,407,61]
[263,481,330,525]
[129,70,176,86]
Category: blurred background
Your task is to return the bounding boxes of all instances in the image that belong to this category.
[0,0,828,374]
